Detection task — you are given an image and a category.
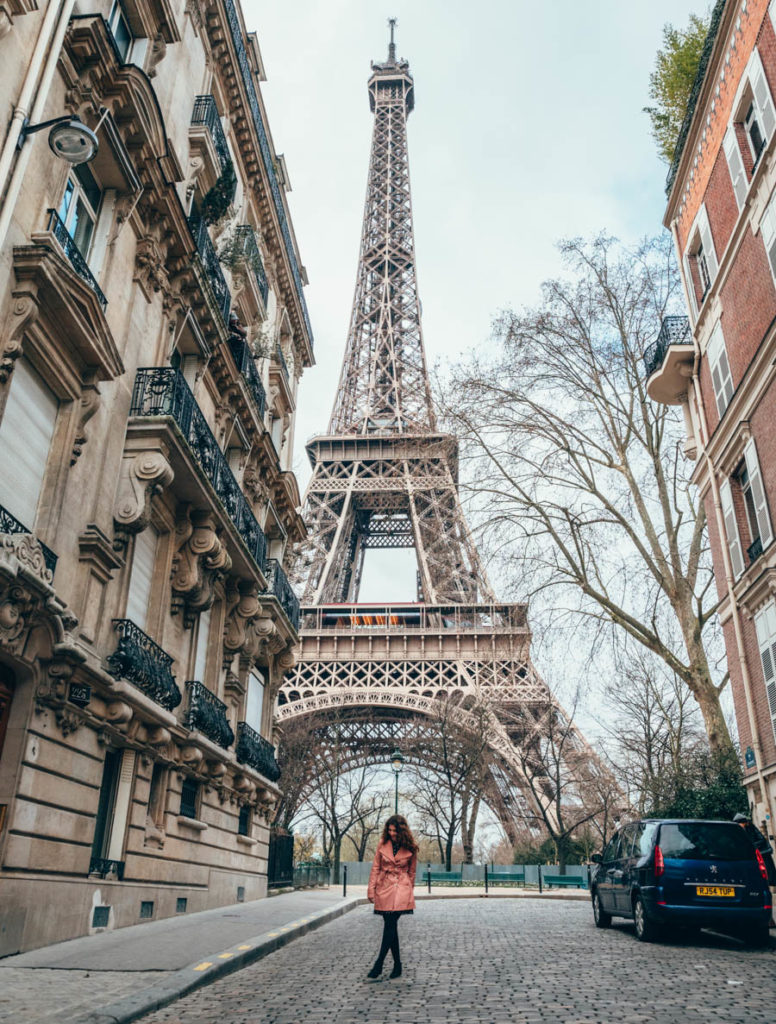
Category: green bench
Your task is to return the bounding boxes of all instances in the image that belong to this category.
[424,871,463,886]
[488,872,525,886]
[543,874,586,888]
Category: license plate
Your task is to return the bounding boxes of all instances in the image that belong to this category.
[695,885,735,897]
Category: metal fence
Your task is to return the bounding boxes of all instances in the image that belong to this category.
[333,861,590,888]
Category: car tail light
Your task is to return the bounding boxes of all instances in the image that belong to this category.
[654,845,665,879]
[755,848,769,882]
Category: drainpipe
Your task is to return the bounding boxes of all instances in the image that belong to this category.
[669,217,771,826]
[0,0,77,251]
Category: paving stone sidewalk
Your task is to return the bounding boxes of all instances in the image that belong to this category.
[138,899,776,1024]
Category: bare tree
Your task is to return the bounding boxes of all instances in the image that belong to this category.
[443,234,732,755]
[344,791,390,861]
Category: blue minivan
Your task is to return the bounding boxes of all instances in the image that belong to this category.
[590,819,772,945]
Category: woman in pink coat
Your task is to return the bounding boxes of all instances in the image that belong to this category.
[366,814,418,979]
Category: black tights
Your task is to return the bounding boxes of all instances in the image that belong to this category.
[375,911,401,966]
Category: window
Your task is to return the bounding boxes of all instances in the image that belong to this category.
[684,205,718,316]
[0,358,59,527]
[720,477,745,579]
[58,162,102,260]
[238,804,251,836]
[748,49,776,157]
[147,762,167,826]
[126,527,158,631]
[745,102,766,164]
[246,670,265,734]
[193,607,211,683]
[108,1,134,62]
[602,832,622,863]
[754,600,776,744]
[180,778,199,819]
[738,438,773,561]
[706,321,734,417]
[91,749,122,862]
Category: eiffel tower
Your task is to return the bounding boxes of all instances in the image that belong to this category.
[279,25,609,839]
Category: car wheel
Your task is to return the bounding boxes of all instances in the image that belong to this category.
[633,895,660,943]
[592,891,612,929]
[743,922,771,948]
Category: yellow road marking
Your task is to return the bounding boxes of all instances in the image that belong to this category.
[237,944,252,950]
[193,962,212,971]
[267,931,280,937]
[218,953,233,959]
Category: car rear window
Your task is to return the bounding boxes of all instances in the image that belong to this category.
[658,822,755,861]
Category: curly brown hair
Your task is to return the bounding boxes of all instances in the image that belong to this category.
[381,815,418,852]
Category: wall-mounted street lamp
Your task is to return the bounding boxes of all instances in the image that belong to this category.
[17,115,99,164]
[390,746,404,814]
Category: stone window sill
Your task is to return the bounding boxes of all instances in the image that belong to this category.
[177,815,208,832]
[237,834,257,847]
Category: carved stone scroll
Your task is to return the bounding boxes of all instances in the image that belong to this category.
[113,447,174,549]
[170,508,231,627]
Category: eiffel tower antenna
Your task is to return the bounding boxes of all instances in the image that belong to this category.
[281,35,616,841]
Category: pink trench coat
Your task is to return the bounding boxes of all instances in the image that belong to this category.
[367,841,418,913]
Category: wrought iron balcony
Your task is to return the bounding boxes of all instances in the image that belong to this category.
[748,535,764,565]
[88,857,125,880]
[642,316,692,379]
[191,95,231,174]
[184,680,234,749]
[221,0,313,352]
[265,558,300,631]
[273,344,290,386]
[234,225,269,307]
[0,503,58,577]
[106,619,182,711]
[130,368,267,571]
[47,209,107,310]
[229,334,267,421]
[188,207,231,326]
[235,721,281,781]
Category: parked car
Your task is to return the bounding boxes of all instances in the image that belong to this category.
[590,819,772,946]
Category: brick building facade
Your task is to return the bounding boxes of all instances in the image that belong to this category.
[648,0,776,837]
[0,0,313,953]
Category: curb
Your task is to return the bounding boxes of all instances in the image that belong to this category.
[414,891,590,902]
[69,897,369,1024]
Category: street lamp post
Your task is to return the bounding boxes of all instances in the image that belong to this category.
[390,747,404,814]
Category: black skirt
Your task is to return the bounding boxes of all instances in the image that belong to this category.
[374,908,414,917]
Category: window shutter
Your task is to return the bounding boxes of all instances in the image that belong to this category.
[0,359,58,527]
[706,322,734,416]
[193,607,211,682]
[761,193,776,280]
[724,127,748,209]
[751,48,776,144]
[697,205,718,282]
[743,438,773,549]
[754,601,776,745]
[683,253,698,320]
[719,477,745,578]
[126,526,158,631]
[246,670,265,734]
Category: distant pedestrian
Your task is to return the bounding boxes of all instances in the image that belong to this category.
[366,814,418,979]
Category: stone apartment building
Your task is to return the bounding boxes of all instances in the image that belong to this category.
[648,0,776,837]
[0,0,313,954]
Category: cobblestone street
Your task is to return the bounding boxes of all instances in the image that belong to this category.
[140,899,775,1024]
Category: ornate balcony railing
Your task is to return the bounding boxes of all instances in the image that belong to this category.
[191,95,231,174]
[188,207,231,326]
[642,315,692,379]
[229,334,267,421]
[106,619,181,711]
[265,558,300,631]
[0,503,58,577]
[748,536,764,565]
[130,368,267,571]
[235,721,281,781]
[184,680,234,749]
[221,0,313,351]
[234,225,269,307]
[88,857,125,880]
[273,344,290,386]
[47,209,107,309]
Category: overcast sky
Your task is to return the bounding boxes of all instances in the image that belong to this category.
[244,0,701,613]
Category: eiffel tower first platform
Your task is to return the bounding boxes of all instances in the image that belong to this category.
[279,27,604,837]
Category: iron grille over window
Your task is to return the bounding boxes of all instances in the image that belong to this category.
[265,558,300,630]
[47,209,107,309]
[228,334,267,420]
[235,721,281,781]
[106,619,182,710]
[191,95,231,173]
[0,503,58,577]
[130,368,267,572]
[184,680,234,749]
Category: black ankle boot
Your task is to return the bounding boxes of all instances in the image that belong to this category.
[389,961,402,978]
[367,961,383,979]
